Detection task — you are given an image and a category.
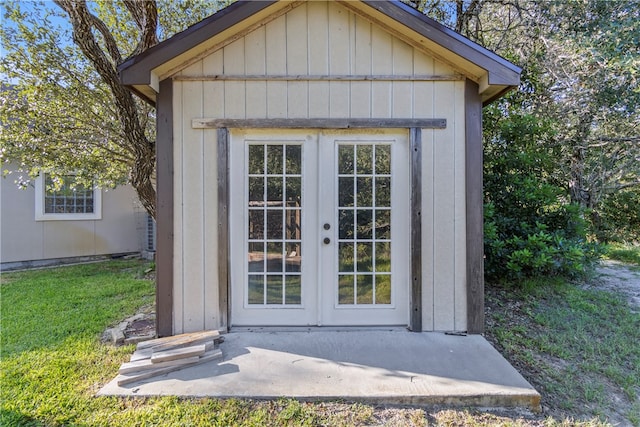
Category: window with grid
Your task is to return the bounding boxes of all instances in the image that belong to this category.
[337,143,392,305]
[44,174,95,214]
[246,143,303,306]
[35,173,102,221]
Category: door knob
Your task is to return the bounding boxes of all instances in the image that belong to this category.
[323,237,331,244]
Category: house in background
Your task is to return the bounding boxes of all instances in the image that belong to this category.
[119,0,521,337]
[0,164,155,271]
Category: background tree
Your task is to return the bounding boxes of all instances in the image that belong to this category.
[410,0,639,278]
[1,0,228,218]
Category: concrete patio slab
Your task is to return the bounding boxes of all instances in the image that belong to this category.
[99,330,540,410]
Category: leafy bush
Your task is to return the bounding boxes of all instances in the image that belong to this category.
[483,109,603,282]
[485,205,603,281]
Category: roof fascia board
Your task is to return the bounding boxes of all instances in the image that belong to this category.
[359,1,521,86]
[118,0,279,86]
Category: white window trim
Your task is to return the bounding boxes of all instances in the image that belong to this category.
[35,173,102,221]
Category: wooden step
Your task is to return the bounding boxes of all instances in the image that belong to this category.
[119,356,201,374]
[117,349,223,387]
[136,330,221,351]
[150,343,208,364]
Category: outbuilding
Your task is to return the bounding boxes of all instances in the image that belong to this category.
[119,0,521,337]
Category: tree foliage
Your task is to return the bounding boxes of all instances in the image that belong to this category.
[410,0,639,279]
[1,1,228,218]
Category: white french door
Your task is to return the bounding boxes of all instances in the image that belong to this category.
[230,129,409,327]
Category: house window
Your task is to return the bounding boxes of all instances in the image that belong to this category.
[35,173,102,221]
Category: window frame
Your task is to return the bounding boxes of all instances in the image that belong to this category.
[35,173,102,221]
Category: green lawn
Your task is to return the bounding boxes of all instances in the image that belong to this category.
[1,259,636,426]
[486,276,640,425]
[604,242,640,266]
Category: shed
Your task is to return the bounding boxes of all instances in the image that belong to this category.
[119,0,521,337]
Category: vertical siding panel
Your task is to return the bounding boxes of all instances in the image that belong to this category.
[453,81,467,331]
[172,80,184,334]
[181,77,206,332]
[203,50,225,119]
[179,60,203,77]
[244,26,267,118]
[286,4,309,118]
[370,25,392,117]
[266,15,287,118]
[223,39,245,119]
[414,52,435,330]
[328,3,350,118]
[413,51,434,118]
[203,130,219,330]
[202,54,223,330]
[421,128,435,331]
[307,1,329,117]
[351,14,371,118]
[392,38,413,118]
[432,80,456,331]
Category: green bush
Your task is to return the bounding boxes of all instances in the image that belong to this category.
[485,206,603,281]
[483,109,603,282]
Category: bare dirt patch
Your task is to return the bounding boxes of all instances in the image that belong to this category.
[588,260,640,311]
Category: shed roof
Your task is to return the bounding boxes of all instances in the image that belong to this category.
[118,0,521,105]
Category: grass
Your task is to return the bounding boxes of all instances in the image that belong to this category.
[1,259,637,426]
[604,242,640,266]
[486,276,640,425]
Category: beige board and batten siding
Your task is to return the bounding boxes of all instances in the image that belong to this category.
[171,1,467,333]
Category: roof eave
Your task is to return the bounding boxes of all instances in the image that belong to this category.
[118,0,280,87]
[119,0,521,105]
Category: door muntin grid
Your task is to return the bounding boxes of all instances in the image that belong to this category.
[336,143,392,306]
[246,142,303,306]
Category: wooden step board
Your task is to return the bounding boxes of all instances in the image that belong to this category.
[116,330,224,387]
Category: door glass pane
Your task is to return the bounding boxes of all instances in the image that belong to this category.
[356,145,373,174]
[375,275,391,304]
[338,209,354,239]
[285,145,302,174]
[338,177,354,207]
[357,243,373,272]
[266,242,283,272]
[356,209,373,239]
[357,275,373,304]
[356,177,372,206]
[375,177,391,206]
[248,210,264,239]
[248,145,264,174]
[248,242,264,272]
[266,211,283,239]
[336,143,392,306]
[247,142,302,306]
[266,275,283,304]
[286,178,301,205]
[266,145,283,174]
[266,177,283,202]
[248,275,264,304]
[338,145,354,174]
[285,275,302,304]
[248,177,263,201]
[338,275,354,304]
[375,145,391,174]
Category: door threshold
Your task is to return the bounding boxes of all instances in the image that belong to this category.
[229,325,410,333]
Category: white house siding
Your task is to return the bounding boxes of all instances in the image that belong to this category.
[171,1,467,333]
[0,167,143,267]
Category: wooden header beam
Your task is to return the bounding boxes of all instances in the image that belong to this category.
[192,118,446,130]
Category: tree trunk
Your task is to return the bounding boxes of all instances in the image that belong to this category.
[54,0,158,219]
